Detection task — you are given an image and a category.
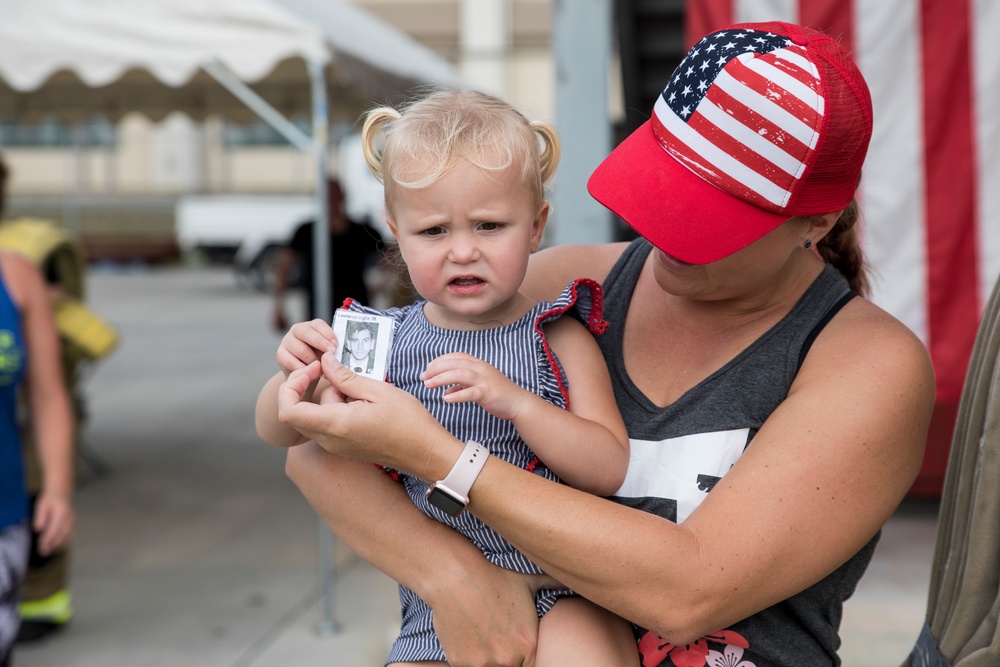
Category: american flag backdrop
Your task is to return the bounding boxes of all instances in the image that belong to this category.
[686,0,1000,496]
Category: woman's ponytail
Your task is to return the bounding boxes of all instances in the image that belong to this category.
[816,200,871,297]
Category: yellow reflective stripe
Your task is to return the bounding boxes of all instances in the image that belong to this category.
[19,589,73,623]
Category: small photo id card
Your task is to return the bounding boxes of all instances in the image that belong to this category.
[332,310,394,381]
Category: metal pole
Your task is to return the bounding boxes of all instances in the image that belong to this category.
[459,0,510,96]
[200,54,340,636]
[551,0,614,246]
[310,60,332,326]
[202,60,314,152]
[309,57,338,637]
[64,123,85,238]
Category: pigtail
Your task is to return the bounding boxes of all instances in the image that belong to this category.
[361,107,401,182]
[531,121,561,187]
[816,200,871,298]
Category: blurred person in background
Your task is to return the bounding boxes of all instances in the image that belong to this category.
[0,154,115,646]
[0,155,75,666]
[271,179,386,331]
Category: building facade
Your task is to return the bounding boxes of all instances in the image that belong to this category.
[2,0,554,199]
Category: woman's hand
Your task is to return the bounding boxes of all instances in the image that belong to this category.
[258,320,338,447]
[278,352,459,477]
[430,565,541,667]
[276,319,337,375]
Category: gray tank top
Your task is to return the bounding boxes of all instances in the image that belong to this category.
[599,239,878,667]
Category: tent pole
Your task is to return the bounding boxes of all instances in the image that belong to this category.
[309,57,339,638]
[201,60,314,152]
[63,123,85,237]
[310,58,332,328]
[201,53,340,637]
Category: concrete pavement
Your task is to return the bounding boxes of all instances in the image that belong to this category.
[13,265,937,667]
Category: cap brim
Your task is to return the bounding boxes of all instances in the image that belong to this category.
[587,120,790,264]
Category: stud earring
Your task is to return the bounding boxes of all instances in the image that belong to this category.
[804,240,812,250]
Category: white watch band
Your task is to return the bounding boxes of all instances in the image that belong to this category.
[434,440,489,505]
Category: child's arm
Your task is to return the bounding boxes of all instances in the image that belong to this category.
[16,255,76,555]
[421,317,629,496]
[256,319,338,448]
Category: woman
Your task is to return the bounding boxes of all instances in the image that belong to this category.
[276,21,935,667]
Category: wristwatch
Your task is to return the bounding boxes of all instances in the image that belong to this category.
[425,440,490,517]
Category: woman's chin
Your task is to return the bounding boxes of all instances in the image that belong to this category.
[656,249,696,272]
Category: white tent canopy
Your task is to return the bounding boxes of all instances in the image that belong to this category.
[283,0,457,100]
[0,0,458,122]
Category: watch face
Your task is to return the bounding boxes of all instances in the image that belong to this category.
[427,487,465,517]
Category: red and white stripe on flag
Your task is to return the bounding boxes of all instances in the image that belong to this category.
[686,0,1000,496]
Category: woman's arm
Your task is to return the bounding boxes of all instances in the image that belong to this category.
[8,254,75,555]
[521,242,630,302]
[285,442,546,666]
[279,297,934,645]
[420,316,629,495]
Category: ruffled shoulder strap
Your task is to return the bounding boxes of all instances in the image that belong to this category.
[534,277,609,336]
[532,278,611,412]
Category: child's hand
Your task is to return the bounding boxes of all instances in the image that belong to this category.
[277,319,337,375]
[421,352,529,421]
[33,491,74,556]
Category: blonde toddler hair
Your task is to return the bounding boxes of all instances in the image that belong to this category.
[361,89,560,215]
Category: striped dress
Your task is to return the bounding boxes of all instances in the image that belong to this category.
[342,278,609,664]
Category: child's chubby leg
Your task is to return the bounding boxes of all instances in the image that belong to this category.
[536,596,639,667]
[388,662,447,667]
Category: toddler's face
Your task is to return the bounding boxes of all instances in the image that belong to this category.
[386,160,547,330]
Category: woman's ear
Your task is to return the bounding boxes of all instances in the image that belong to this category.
[530,201,550,254]
[804,210,842,247]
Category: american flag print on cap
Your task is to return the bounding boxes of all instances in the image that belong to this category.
[653,28,824,214]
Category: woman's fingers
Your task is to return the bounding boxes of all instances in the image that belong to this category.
[277,362,321,419]
[319,351,396,404]
[276,356,368,444]
[430,565,540,667]
[278,352,460,479]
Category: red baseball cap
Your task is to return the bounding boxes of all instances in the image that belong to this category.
[588,22,873,264]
